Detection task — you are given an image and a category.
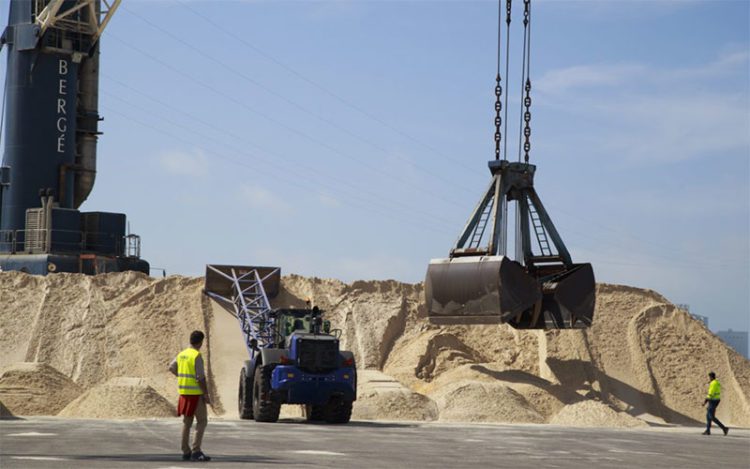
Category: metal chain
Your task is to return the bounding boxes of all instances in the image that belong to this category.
[523,78,531,163]
[502,0,512,161]
[494,0,503,161]
[507,0,513,25]
[494,76,502,161]
[522,0,532,164]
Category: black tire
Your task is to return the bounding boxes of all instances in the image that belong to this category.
[324,397,353,424]
[304,404,326,421]
[252,364,280,422]
[238,367,254,420]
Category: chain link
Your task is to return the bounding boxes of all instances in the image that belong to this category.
[506,0,512,25]
[522,0,531,163]
[494,0,504,160]
[523,0,529,27]
[523,79,531,162]
[494,74,502,160]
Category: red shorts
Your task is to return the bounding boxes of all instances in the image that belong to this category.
[177,395,201,417]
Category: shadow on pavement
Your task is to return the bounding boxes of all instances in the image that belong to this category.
[272,418,418,428]
[5,454,281,464]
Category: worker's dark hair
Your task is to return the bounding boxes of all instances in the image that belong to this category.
[709,371,716,379]
[190,330,205,345]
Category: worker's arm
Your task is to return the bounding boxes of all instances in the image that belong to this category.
[168,358,178,377]
[195,355,211,405]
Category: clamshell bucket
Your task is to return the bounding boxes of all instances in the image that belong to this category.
[425,160,596,329]
[537,262,595,329]
[425,257,594,329]
[425,256,540,319]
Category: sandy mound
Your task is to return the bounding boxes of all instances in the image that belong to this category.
[353,370,438,421]
[431,380,544,423]
[59,377,175,418]
[0,362,82,415]
[105,276,213,409]
[550,400,648,428]
[1,271,748,428]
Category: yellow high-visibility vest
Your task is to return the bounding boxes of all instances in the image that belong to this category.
[177,347,203,395]
[706,379,721,400]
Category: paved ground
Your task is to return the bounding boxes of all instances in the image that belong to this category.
[1,417,748,468]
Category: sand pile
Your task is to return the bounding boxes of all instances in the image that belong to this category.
[352,370,438,421]
[103,276,210,404]
[0,272,211,417]
[0,362,82,415]
[59,377,175,419]
[549,400,648,428]
[431,380,544,423]
[0,270,748,427]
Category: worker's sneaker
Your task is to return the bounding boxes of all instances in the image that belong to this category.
[701,430,710,435]
[191,451,212,462]
[181,452,191,461]
[722,427,729,436]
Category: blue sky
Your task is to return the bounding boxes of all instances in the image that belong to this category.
[2,0,748,331]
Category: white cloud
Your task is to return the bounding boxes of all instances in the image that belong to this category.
[537,50,749,95]
[318,193,342,208]
[247,245,420,283]
[536,63,644,95]
[238,184,293,213]
[589,92,748,164]
[330,254,418,282]
[534,51,750,164]
[158,149,208,177]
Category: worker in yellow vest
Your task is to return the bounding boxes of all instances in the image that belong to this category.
[702,371,728,435]
[169,330,212,461]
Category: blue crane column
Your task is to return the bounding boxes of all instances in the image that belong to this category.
[0,0,148,275]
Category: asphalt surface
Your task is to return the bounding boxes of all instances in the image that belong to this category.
[1,417,749,468]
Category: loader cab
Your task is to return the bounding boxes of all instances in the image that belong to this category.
[275,308,335,348]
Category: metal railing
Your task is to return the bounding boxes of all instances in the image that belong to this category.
[0,228,130,256]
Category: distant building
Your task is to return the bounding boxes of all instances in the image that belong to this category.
[691,314,709,328]
[717,329,749,359]
[676,303,709,327]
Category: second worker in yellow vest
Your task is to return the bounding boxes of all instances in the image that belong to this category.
[702,371,728,436]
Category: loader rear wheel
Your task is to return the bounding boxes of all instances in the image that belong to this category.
[238,368,253,420]
[324,396,353,424]
[304,404,325,421]
[252,365,280,422]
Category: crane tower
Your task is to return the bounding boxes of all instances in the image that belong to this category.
[0,0,148,275]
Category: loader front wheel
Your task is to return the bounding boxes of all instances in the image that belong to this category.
[304,404,326,421]
[324,396,353,424]
[252,365,280,422]
[238,368,253,420]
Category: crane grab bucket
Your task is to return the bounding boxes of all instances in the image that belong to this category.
[425,160,595,329]
[425,1,595,329]
[425,256,594,329]
[426,256,540,318]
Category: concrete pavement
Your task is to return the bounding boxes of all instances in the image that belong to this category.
[1,417,748,468]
